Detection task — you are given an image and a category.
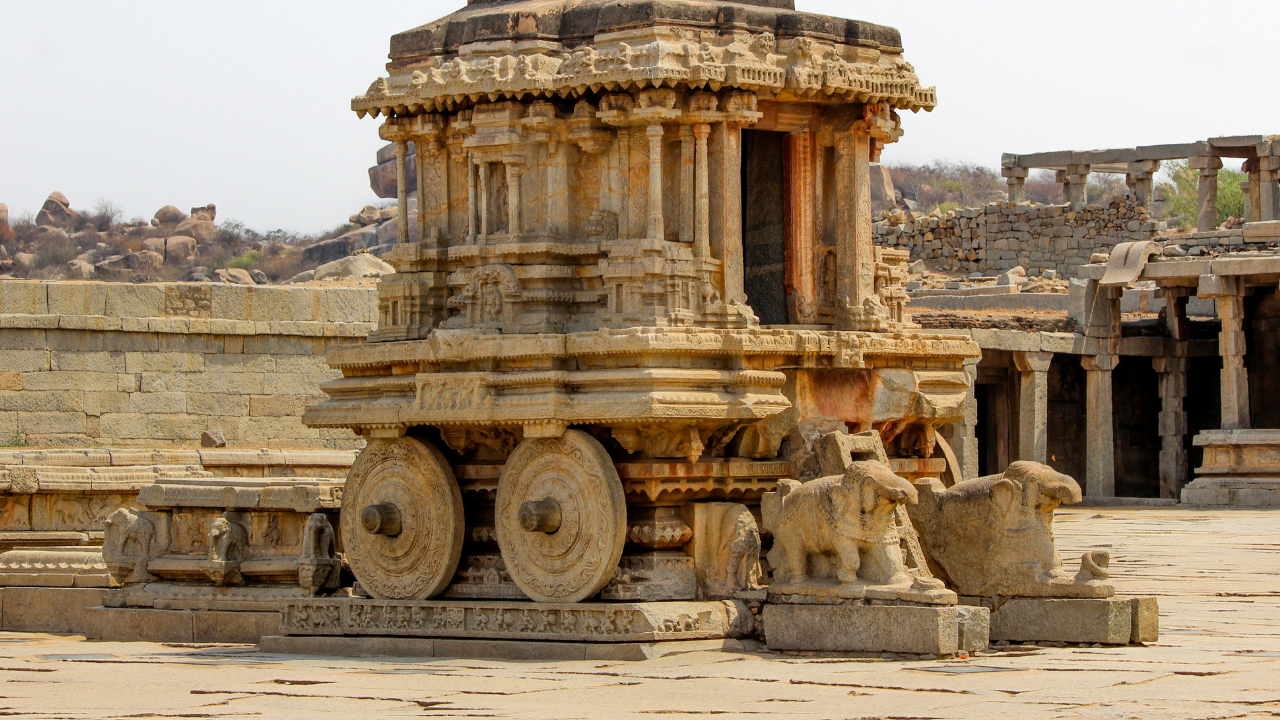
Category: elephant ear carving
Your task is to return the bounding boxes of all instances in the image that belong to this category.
[990,478,1021,519]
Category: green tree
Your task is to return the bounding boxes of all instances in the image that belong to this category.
[1156,160,1245,230]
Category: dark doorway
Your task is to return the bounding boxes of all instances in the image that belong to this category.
[1046,354,1087,487]
[1111,356,1161,497]
[741,129,787,325]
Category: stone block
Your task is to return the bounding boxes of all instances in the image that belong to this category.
[956,604,990,653]
[0,390,82,413]
[105,284,165,318]
[18,411,86,436]
[82,391,130,416]
[261,373,322,396]
[763,603,960,655]
[99,413,152,440]
[1130,596,1159,643]
[209,285,251,322]
[248,394,310,418]
[186,393,250,417]
[259,635,749,661]
[974,597,1134,644]
[123,351,204,374]
[192,611,281,644]
[0,282,48,315]
[47,282,109,316]
[0,587,108,635]
[0,373,20,392]
[85,607,194,642]
[23,371,116,392]
[50,351,126,373]
[128,392,187,414]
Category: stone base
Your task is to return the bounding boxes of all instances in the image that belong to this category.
[762,603,988,655]
[280,598,750,643]
[85,606,280,644]
[260,635,756,661]
[105,583,324,613]
[0,587,108,634]
[964,596,1159,645]
[1181,478,1280,507]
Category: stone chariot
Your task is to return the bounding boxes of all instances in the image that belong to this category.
[304,0,978,606]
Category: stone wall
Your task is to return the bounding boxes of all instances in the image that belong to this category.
[0,281,377,448]
[874,198,1165,277]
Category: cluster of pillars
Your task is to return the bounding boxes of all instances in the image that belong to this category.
[465,157,524,241]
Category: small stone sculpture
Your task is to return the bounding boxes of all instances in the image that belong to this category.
[907,461,1114,598]
[102,508,163,585]
[762,461,952,603]
[298,512,342,596]
[202,512,249,586]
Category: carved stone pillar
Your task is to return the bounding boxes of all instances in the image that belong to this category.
[478,161,490,238]
[785,131,816,322]
[1056,164,1090,206]
[1260,156,1280,222]
[693,124,710,259]
[834,125,875,329]
[1002,166,1028,204]
[1081,353,1116,498]
[467,159,478,243]
[395,139,410,245]
[415,139,429,243]
[1126,160,1159,208]
[1014,351,1053,464]
[1199,274,1250,430]
[1153,355,1189,499]
[618,130,631,238]
[679,125,694,245]
[953,355,981,483]
[505,158,523,237]
[1189,155,1222,232]
[721,122,744,303]
[646,123,665,241]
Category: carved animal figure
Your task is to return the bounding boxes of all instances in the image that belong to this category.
[203,514,249,586]
[298,512,342,595]
[101,508,159,585]
[763,460,917,587]
[907,461,1114,598]
[712,505,760,596]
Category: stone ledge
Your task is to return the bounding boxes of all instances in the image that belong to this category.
[762,603,983,655]
[0,314,375,338]
[260,635,754,661]
[84,606,280,644]
[962,596,1158,645]
[1,587,109,634]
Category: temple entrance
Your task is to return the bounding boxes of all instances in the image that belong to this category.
[741,129,788,325]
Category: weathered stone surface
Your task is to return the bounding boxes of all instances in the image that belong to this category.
[1,586,108,634]
[214,268,255,285]
[313,252,394,281]
[1182,430,1280,507]
[262,634,747,661]
[165,236,198,262]
[281,597,743,643]
[763,603,963,655]
[152,205,187,225]
[302,236,355,265]
[908,462,1114,598]
[174,217,217,244]
[968,596,1148,645]
[35,192,79,228]
[63,259,95,279]
[350,205,381,226]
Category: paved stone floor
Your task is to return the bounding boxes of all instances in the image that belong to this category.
[0,507,1276,719]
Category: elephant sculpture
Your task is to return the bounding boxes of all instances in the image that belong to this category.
[298,512,342,596]
[762,460,934,596]
[102,508,163,585]
[907,461,1114,598]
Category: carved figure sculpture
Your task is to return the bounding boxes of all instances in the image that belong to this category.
[298,512,342,596]
[202,512,249,586]
[763,461,916,589]
[907,461,1114,598]
[102,508,160,585]
[712,504,760,596]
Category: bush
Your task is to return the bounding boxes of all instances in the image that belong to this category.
[1155,160,1245,230]
[228,249,264,269]
[887,161,1005,213]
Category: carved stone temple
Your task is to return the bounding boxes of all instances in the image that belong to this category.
[278,0,1157,655]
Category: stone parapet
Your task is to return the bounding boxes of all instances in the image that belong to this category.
[1182,429,1280,507]
[0,280,377,448]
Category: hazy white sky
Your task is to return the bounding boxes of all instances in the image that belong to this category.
[2,0,1273,233]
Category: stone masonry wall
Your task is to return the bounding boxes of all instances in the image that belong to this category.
[874,198,1165,277]
[0,281,376,448]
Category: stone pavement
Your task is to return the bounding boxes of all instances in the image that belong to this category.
[0,507,1274,719]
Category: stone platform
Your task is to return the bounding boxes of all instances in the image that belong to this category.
[280,598,751,644]
[261,635,755,662]
[1182,430,1280,507]
[762,603,989,656]
[962,596,1159,645]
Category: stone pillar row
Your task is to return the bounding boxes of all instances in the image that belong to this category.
[1056,164,1091,206]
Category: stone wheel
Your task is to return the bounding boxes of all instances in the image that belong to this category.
[496,429,626,603]
[341,436,464,600]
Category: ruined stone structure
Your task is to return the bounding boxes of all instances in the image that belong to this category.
[0,281,375,448]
